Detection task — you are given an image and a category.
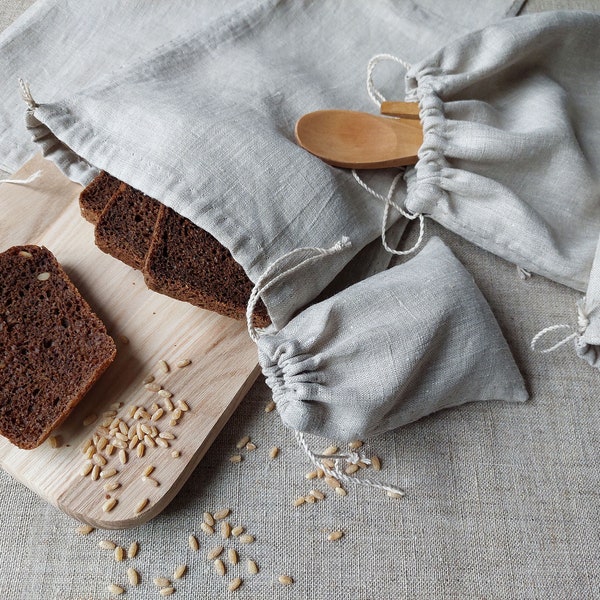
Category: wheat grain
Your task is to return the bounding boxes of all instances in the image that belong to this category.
[135,498,149,514]
[214,558,226,576]
[228,577,242,591]
[107,583,124,595]
[327,530,344,541]
[173,564,187,579]
[188,535,199,551]
[127,567,140,586]
[207,545,224,560]
[247,560,259,575]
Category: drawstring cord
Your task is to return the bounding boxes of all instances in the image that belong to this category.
[357,54,425,257]
[531,300,590,353]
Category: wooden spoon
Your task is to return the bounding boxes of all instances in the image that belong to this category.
[294,109,422,169]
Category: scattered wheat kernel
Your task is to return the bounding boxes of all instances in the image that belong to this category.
[135,498,149,514]
[139,410,151,420]
[310,489,325,500]
[76,524,94,535]
[155,437,169,448]
[221,521,231,539]
[370,456,382,471]
[200,523,214,535]
[158,389,173,399]
[140,423,151,435]
[145,382,161,393]
[142,465,155,477]
[82,413,98,427]
[103,498,118,512]
[157,359,170,374]
[159,431,175,440]
[81,462,93,477]
[107,583,124,595]
[117,334,129,345]
[110,417,121,429]
[387,491,404,499]
[160,588,175,597]
[169,419,178,427]
[171,450,181,458]
[101,468,118,479]
[231,526,245,537]
[239,534,255,544]
[143,373,155,384]
[150,425,159,437]
[100,417,113,428]
[143,476,160,487]
[325,476,341,489]
[104,481,121,492]
[345,464,360,475]
[118,421,128,436]
[323,445,338,456]
[211,508,229,520]
[305,470,317,480]
[247,559,259,575]
[322,458,335,469]
[228,577,243,591]
[264,400,276,413]
[118,449,127,465]
[172,408,183,420]
[99,540,117,550]
[19,250,33,258]
[177,400,189,412]
[304,495,316,504]
[114,432,128,442]
[316,468,325,478]
[114,546,125,561]
[173,564,187,580]
[214,559,226,576]
[48,435,61,448]
[176,359,191,368]
[335,487,348,496]
[228,549,238,565]
[278,575,293,586]
[91,465,100,481]
[269,447,280,459]
[203,512,215,526]
[82,438,94,452]
[163,397,174,412]
[245,442,257,451]
[151,408,165,422]
[207,545,224,560]
[154,577,171,587]
[126,542,139,559]
[96,436,108,452]
[348,439,363,450]
[188,535,199,551]
[128,436,139,450]
[127,567,140,586]
[36,271,50,281]
[144,434,156,448]
[229,455,243,463]
[236,435,250,449]
[106,444,115,456]
[327,530,344,541]
[137,443,146,458]
[357,460,368,469]
[113,439,128,449]
[110,401,124,410]
[127,405,138,419]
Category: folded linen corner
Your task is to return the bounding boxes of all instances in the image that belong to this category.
[255,236,528,441]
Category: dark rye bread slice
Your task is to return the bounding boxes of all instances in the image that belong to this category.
[0,245,116,449]
[144,205,270,326]
[95,185,161,270]
[79,171,125,224]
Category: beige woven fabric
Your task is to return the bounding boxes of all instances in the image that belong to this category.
[2,1,600,599]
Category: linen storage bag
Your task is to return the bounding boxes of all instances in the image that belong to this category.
[252,237,528,441]
[17,0,525,328]
[397,11,600,294]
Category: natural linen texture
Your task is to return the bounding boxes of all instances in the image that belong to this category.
[403,11,600,293]
[18,0,524,328]
[257,237,528,440]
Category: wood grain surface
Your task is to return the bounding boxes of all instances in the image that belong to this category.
[0,155,260,529]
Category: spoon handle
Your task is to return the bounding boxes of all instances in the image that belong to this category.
[380,101,420,120]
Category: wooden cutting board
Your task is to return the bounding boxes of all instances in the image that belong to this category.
[0,155,261,529]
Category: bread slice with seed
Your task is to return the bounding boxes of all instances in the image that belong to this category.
[95,185,161,270]
[143,205,270,326]
[79,171,125,224]
[0,245,116,449]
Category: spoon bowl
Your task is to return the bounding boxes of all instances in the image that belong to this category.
[295,109,422,169]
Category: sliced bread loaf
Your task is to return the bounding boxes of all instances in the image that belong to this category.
[143,205,270,326]
[0,245,116,449]
[79,171,125,224]
[95,185,161,270]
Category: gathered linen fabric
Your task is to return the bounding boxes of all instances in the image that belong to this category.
[13,0,524,328]
[402,11,600,293]
[257,237,528,441]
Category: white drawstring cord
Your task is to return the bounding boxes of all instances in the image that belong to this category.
[18,78,38,111]
[366,53,412,108]
[295,430,405,498]
[531,301,589,353]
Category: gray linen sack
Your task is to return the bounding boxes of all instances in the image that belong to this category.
[16,0,523,328]
[391,10,600,366]
[252,237,528,441]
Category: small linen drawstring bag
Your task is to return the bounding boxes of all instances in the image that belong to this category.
[383,11,600,293]
[249,236,528,442]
